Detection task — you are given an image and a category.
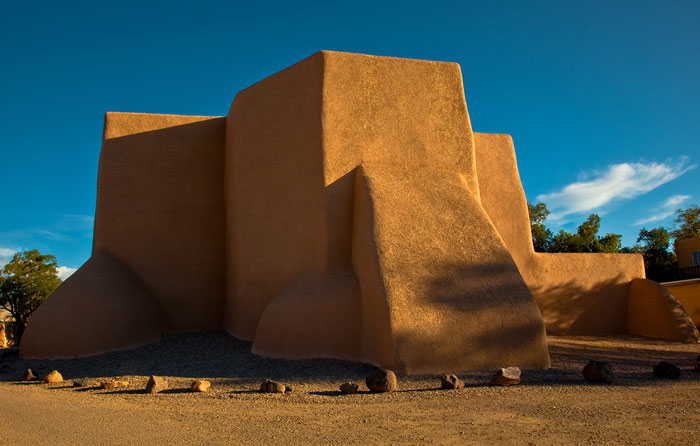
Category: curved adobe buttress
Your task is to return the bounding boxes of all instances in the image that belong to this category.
[21,113,226,358]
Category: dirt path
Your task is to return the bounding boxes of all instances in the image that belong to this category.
[1,333,699,445]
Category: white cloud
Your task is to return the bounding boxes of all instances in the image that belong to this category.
[57,266,77,281]
[0,248,16,257]
[634,194,691,225]
[0,248,19,269]
[537,159,695,222]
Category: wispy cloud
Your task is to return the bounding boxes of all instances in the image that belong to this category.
[0,215,94,245]
[0,247,20,269]
[0,248,16,257]
[57,214,94,233]
[634,194,691,225]
[0,213,93,273]
[57,266,77,280]
[537,158,695,222]
[34,229,69,242]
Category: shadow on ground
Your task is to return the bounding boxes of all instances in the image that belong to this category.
[0,330,376,384]
[0,331,698,389]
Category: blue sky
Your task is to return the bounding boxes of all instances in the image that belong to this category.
[1,0,698,277]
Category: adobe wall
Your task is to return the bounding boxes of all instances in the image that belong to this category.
[21,51,695,364]
[663,279,700,326]
[19,251,174,358]
[225,53,328,341]
[231,51,550,372]
[473,133,647,335]
[22,113,226,358]
[96,113,227,331]
[628,278,699,341]
[675,236,700,269]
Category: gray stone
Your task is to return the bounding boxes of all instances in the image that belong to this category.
[260,379,286,393]
[146,375,168,394]
[440,374,463,389]
[366,370,397,393]
[72,378,93,387]
[490,367,521,386]
[100,380,129,390]
[582,360,614,383]
[339,382,359,394]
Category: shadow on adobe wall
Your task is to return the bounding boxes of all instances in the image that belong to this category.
[425,261,532,312]
[93,117,227,332]
[530,276,631,335]
[420,261,548,358]
[375,260,551,373]
[21,118,228,360]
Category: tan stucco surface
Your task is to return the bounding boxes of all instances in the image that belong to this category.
[96,113,227,331]
[21,50,696,366]
[663,279,700,326]
[20,251,173,358]
[22,113,226,358]
[228,52,548,372]
[473,133,678,337]
[675,236,700,269]
[225,53,327,341]
[628,279,699,342]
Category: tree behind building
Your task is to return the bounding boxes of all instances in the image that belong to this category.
[0,250,62,344]
[671,204,700,240]
[527,202,621,253]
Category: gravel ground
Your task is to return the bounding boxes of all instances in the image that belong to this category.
[1,332,699,445]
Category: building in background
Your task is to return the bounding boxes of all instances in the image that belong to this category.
[675,236,700,279]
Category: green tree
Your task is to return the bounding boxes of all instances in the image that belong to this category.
[595,232,623,253]
[550,229,580,253]
[549,214,622,253]
[671,204,700,240]
[528,202,553,252]
[0,250,62,343]
[634,227,677,281]
[527,202,622,253]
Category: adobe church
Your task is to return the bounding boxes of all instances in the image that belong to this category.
[21,52,698,373]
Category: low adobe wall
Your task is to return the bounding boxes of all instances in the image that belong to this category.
[473,133,666,336]
[526,253,644,335]
[662,279,700,326]
[628,279,699,341]
[474,132,696,341]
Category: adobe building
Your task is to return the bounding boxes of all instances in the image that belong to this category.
[663,278,700,327]
[675,236,700,270]
[663,236,700,326]
[20,52,698,373]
